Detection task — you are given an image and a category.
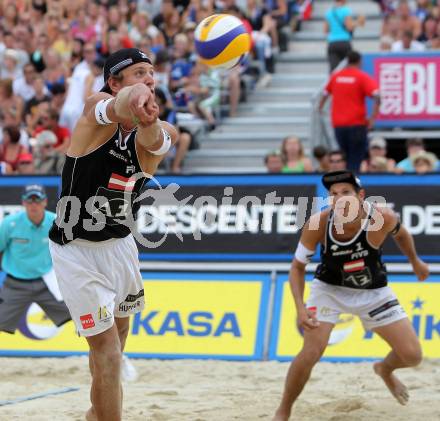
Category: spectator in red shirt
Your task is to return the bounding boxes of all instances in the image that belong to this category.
[33,108,70,153]
[319,50,380,171]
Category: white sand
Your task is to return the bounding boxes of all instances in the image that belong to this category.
[1,357,440,420]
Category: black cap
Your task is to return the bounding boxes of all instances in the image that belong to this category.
[100,48,152,94]
[322,170,362,191]
[22,184,47,200]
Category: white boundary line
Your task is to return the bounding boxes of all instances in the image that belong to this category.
[0,387,80,407]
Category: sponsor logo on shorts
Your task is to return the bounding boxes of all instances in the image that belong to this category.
[373,307,405,323]
[124,289,145,303]
[320,306,337,316]
[80,313,95,329]
[119,301,142,312]
[368,299,399,318]
[98,306,112,323]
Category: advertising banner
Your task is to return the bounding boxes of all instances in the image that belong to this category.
[269,274,440,361]
[363,52,440,127]
[0,175,439,262]
[134,175,318,260]
[0,272,270,360]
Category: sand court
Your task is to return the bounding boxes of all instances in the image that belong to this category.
[1,357,439,420]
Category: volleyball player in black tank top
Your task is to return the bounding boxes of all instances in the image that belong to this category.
[315,201,388,289]
[273,170,429,420]
[49,127,147,244]
[48,48,178,421]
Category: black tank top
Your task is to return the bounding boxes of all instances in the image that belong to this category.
[49,126,148,245]
[314,203,388,289]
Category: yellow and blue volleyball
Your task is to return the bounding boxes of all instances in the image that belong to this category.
[194,14,251,69]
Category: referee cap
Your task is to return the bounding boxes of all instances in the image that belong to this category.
[322,170,362,191]
[22,184,47,200]
[100,48,152,94]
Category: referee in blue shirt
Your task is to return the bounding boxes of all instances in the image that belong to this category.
[0,184,71,333]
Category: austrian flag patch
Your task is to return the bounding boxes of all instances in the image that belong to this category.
[108,173,135,191]
[343,259,365,272]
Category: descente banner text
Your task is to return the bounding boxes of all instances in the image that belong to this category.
[1,175,439,261]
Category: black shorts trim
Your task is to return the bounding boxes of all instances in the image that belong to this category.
[368,299,399,318]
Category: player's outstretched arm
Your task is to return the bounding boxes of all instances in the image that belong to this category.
[385,211,429,281]
[289,212,325,331]
[84,83,156,127]
[83,84,178,151]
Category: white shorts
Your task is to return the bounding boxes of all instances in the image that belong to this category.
[49,235,145,337]
[306,279,407,330]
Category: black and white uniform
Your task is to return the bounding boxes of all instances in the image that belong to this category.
[49,127,147,336]
[307,203,407,330]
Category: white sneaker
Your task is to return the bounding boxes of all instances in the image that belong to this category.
[121,355,138,382]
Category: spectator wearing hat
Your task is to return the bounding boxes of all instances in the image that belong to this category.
[16,152,35,175]
[0,184,71,335]
[319,50,380,172]
[360,137,395,173]
[367,156,389,172]
[395,138,429,173]
[33,108,70,153]
[412,150,438,174]
[0,49,23,80]
[265,150,284,173]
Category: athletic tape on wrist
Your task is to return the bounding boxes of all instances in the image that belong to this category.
[95,98,114,125]
[148,129,172,155]
[295,242,315,264]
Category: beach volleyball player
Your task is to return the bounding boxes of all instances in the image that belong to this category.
[48,48,177,421]
[273,170,429,421]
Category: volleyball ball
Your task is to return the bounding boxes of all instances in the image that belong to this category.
[194,14,251,69]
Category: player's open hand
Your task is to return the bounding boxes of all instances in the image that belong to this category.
[412,258,429,282]
[297,308,320,331]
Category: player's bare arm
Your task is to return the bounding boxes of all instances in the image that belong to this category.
[290,210,328,331]
[370,206,429,281]
[388,216,429,282]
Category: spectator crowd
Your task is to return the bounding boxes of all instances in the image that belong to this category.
[377,0,440,51]
[0,0,439,176]
[265,135,440,174]
[0,0,303,174]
